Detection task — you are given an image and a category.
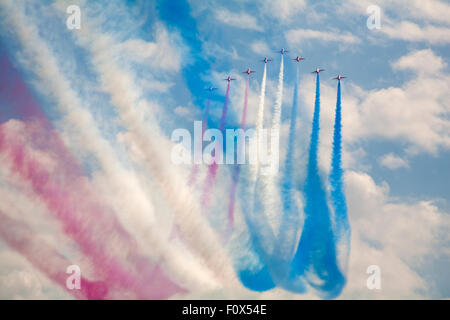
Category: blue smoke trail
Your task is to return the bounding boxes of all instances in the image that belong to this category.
[289,73,345,298]
[235,144,276,291]
[236,162,276,291]
[234,66,276,292]
[329,81,351,272]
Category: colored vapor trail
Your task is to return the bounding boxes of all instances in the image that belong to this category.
[253,63,267,182]
[329,81,351,272]
[0,54,106,299]
[275,62,302,270]
[0,52,181,298]
[237,56,288,292]
[0,211,107,300]
[227,75,250,226]
[0,2,187,296]
[272,56,284,139]
[236,63,276,292]
[188,99,210,186]
[202,81,231,206]
[259,54,284,234]
[67,15,237,287]
[0,121,182,299]
[289,73,345,298]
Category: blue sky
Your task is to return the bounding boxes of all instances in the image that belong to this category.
[178,0,450,209]
[155,0,450,211]
[0,0,449,299]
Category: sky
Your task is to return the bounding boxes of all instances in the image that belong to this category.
[0,0,449,299]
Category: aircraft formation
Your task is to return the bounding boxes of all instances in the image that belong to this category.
[207,48,345,91]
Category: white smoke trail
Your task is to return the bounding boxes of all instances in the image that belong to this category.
[253,63,268,181]
[256,64,268,147]
[62,4,237,286]
[232,62,274,286]
[1,0,220,291]
[258,55,284,237]
[0,180,99,299]
[272,55,284,140]
[240,57,284,259]
[243,61,274,242]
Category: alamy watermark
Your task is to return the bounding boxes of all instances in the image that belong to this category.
[366,5,381,30]
[66,5,81,30]
[66,265,81,290]
[171,121,280,175]
[366,265,382,290]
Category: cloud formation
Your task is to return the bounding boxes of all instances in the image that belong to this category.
[380,22,450,45]
[214,8,263,31]
[286,29,361,45]
[379,153,409,170]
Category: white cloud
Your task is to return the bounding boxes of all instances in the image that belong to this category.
[250,40,270,55]
[343,0,450,26]
[392,49,447,75]
[0,249,69,299]
[350,49,450,154]
[214,8,263,32]
[286,29,361,45]
[339,0,450,45]
[379,153,409,170]
[341,171,449,298]
[260,0,307,21]
[140,78,175,93]
[174,106,191,117]
[201,40,241,61]
[119,24,185,72]
[405,0,450,25]
[380,21,450,45]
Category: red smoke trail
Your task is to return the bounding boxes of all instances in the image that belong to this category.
[227,75,250,226]
[0,211,107,300]
[0,55,183,298]
[0,54,80,172]
[0,121,183,299]
[188,99,210,186]
[201,81,231,206]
